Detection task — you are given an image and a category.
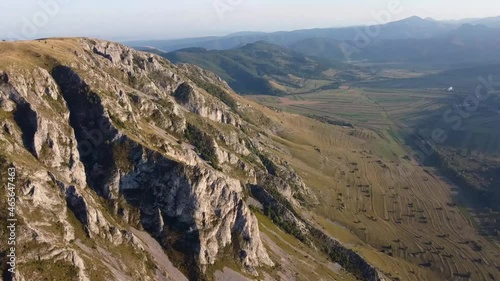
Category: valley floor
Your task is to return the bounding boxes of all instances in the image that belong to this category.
[247,93,500,281]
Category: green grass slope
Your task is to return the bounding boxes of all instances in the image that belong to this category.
[160,41,352,95]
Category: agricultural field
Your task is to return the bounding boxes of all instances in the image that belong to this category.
[246,81,500,281]
[250,84,500,158]
[250,88,394,130]
[160,39,500,280]
[257,103,500,281]
[250,87,454,130]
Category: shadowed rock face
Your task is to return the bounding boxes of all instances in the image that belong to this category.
[0,72,8,83]
[13,102,38,156]
[52,65,118,197]
[50,63,272,279]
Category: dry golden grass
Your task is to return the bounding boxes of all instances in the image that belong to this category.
[0,38,87,69]
[247,99,500,281]
[249,88,394,130]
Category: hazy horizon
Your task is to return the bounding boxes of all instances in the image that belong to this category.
[1,0,500,41]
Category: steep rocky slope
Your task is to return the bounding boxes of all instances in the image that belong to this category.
[0,39,384,280]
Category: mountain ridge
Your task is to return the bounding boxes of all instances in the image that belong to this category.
[162,41,358,95]
[0,38,385,281]
[124,15,466,52]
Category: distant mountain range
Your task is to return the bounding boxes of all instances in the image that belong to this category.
[290,24,500,63]
[443,16,500,28]
[131,16,500,95]
[128,16,500,66]
[125,15,499,52]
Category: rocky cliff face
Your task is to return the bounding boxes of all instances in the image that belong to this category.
[0,39,275,281]
[0,38,382,281]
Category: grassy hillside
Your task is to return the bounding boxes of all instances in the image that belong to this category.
[248,96,500,281]
[159,41,359,95]
[249,67,500,240]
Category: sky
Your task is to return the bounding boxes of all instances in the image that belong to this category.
[1,0,499,41]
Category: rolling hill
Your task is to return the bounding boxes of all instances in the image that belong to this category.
[160,41,357,95]
[290,24,500,64]
[127,16,500,68]
[125,16,457,52]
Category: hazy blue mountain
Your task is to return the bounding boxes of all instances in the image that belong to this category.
[443,16,500,28]
[125,16,456,52]
[378,16,454,38]
[471,16,500,28]
[290,24,500,64]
